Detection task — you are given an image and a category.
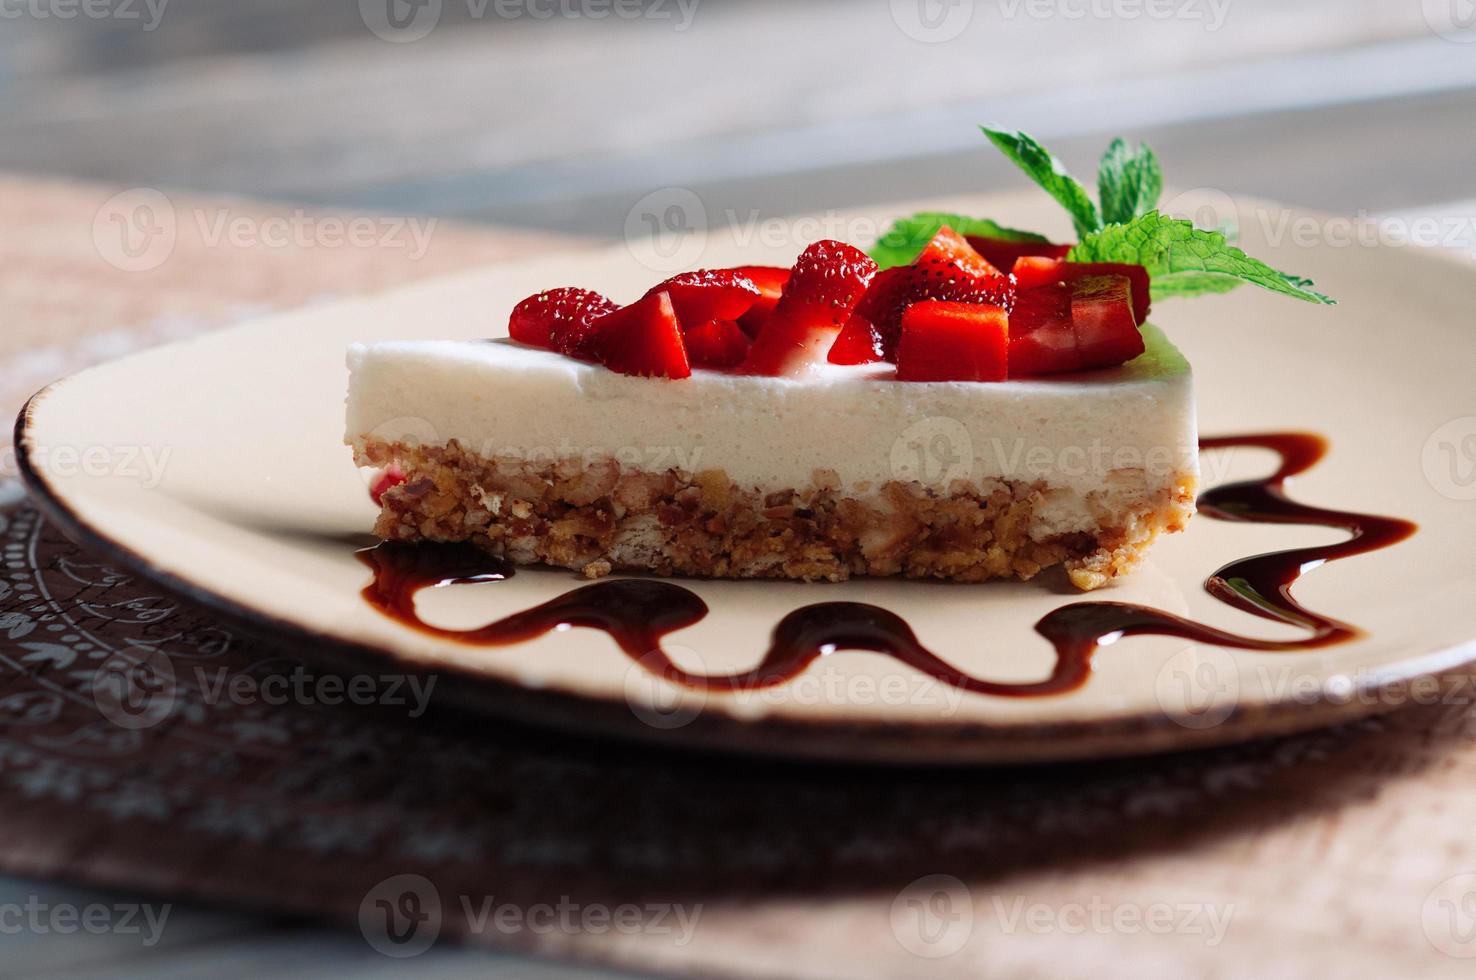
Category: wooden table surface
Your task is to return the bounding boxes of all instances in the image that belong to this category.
[4,3,1476,977]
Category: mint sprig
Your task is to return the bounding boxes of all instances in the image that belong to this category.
[1097,138,1163,226]
[869,211,1048,270]
[981,126,1101,239]
[1069,211,1334,305]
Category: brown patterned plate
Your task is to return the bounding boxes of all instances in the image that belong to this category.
[16,194,1476,763]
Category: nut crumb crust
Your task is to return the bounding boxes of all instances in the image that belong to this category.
[357,439,1196,591]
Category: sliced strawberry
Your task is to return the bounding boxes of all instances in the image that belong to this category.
[733,265,789,338]
[965,236,1072,273]
[1008,275,1143,376]
[743,241,877,376]
[683,318,751,368]
[645,269,761,327]
[896,301,1009,383]
[1013,256,1151,324]
[508,287,620,357]
[591,290,691,379]
[918,226,1001,278]
[827,314,884,365]
[1070,275,1145,369]
[854,260,1014,361]
[1008,284,1078,376]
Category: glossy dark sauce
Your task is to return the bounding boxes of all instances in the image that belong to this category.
[360,433,1417,698]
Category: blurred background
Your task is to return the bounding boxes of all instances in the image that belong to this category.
[3,2,1476,977]
[4,0,1474,236]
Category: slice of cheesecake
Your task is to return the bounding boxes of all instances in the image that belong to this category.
[346,325,1197,590]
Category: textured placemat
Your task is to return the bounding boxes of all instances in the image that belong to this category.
[5,178,1476,978]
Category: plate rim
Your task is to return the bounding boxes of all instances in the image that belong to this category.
[17,374,1476,767]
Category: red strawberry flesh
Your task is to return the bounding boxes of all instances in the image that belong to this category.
[1013,256,1151,324]
[918,226,1002,278]
[854,260,1014,361]
[508,287,620,359]
[827,314,885,365]
[683,318,751,368]
[646,269,762,327]
[895,301,1009,383]
[966,235,1072,273]
[743,240,877,375]
[591,290,691,379]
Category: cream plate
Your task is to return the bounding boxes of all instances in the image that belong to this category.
[17,193,1476,763]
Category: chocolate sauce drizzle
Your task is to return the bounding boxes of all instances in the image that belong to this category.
[360,433,1416,698]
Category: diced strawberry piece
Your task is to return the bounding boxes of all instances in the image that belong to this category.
[918,226,1001,278]
[743,241,877,376]
[645,269,761,327]
[895,301,1009,383]
[683,318,751,368]
[591,290,691,379]
[1007,284,1078,376]
[508,287,619,357]
[827,314,884,365]
[965,236,1072,273]
[1007,275,1143,376]
[854,260,1015,361]
[369,463,407,506]
[733,265,789,338]
[1013,256,1151,324]
[1070,275,1145,369]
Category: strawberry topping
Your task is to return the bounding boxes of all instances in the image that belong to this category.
[1013,256,1151,324]
[827,314,885,365]
[683,318,752,368]
[918,226,1002,278]
[1008,274,1144,376]
[895,301,1009,382]
[854,260,1014,361]
[732,265,790,338]
[591,290,691,379]
[743,240,877,376]
[645,269,762,327]
[965,235,1072,273]
[508,287,620,359]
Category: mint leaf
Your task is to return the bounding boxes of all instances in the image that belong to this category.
[1097,138,1163,226]
[981,126,1101,239]
[869,211,1048,270]
[1069,211,1335,305]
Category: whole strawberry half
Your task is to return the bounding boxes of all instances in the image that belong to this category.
[509,287,620,360]
[854,260,1015,361]
[742,241,878,376]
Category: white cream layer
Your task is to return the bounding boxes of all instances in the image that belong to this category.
[346,326,1198,531]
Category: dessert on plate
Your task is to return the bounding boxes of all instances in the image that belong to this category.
[347,130,1331,590]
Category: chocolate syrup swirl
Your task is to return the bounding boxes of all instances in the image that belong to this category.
[360,433,1416,698]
